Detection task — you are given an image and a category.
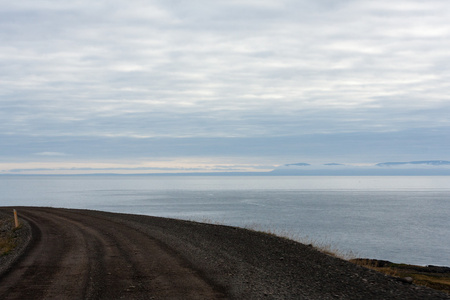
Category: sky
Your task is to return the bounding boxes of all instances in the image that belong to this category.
[1,0,450,174]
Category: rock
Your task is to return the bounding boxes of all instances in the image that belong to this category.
[399,277,414,284]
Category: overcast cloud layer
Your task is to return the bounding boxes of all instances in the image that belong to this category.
[1,0,450,173]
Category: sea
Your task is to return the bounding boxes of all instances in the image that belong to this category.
[1,175,449,267]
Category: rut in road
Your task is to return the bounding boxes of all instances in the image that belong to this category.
[2,207,449,300]
[0,208,226,300]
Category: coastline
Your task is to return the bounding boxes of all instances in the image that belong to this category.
[1,207,449,299]
[1,176,448,267]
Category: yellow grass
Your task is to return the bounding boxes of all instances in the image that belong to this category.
[351,259,450,295]
[242,223,358,260]
[0,218,17,256]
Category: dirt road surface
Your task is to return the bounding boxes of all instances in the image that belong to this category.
[0,207,449,299]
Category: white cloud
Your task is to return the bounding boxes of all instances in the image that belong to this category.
[35,152,68,156]
[1,0,450,166]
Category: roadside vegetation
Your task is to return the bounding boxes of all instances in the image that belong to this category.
[0,217,18,256]
[351,259,450,295]
[242,223,358,260]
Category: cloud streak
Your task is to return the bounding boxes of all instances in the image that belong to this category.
[1,0,450,173]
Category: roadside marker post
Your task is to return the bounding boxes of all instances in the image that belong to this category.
[13,209,19,228]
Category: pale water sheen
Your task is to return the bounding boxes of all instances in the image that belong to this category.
[1,176,449,266]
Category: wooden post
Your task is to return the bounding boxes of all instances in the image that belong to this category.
[13,209,19,228]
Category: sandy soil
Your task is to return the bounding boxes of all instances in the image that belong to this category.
[0,207,449,299]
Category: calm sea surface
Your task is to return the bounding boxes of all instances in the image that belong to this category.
[1,176,449,266]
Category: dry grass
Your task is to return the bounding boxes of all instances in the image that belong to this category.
[190,220,359,261]
[192,218,358,260]
[0,237,16,256]
[242,223,358,260]
[350,259,450,295]
[0,218,18,256]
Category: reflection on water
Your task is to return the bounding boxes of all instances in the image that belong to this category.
[1,176,449,266]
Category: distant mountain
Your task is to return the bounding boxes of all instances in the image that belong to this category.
[376,160,450,167]
[284,163,311,167]
[270,160,450,175]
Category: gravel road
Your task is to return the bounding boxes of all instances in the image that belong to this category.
[0,207,448,299]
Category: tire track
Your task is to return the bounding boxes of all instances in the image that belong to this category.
[0,207,226,300]
[46,208,225,299]
[2,207,448,300]
[0,210,89,299]
[21,209,106,299]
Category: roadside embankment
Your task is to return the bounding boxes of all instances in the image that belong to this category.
[0,207,449,299]
[351,258,450,295]
[0,209,32,277]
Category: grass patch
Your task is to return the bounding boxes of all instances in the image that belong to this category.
[242,223,358,260]
[0,218,18,257]
[350,259,450,295]
[0,237,16,256]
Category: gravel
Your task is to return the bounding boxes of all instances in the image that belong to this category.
[1,207,449,299]
[80,209,450,299]
[0,210,33,276]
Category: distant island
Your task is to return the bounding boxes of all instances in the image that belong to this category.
[2,160,450,176]
[285,163,311,167]
[376,160,450,167]
[270,160,450,176]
